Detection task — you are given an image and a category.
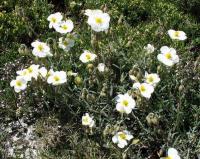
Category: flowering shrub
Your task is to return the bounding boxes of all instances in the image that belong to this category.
[1,0,200,158]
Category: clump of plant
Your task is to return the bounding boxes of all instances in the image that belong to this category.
[7,4,192,158]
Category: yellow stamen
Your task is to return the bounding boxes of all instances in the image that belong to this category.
[63,40,69,46]
[165,52,172,59]
[147,76,154,83]
[83,117,89,123]
[122,100,129,107]
[16,81,22,87]
[86,54,91,60]
[37,44,44,52]
[174,31,180,37]
[140,85,146,92]
[95,17,103,24]
[54,76,60,82]
[165,157,172,159]
[62,25,68,30]
[119,133,126,140]
[22,71,28,75]
[51,17,57,23]
[28,67,33,73]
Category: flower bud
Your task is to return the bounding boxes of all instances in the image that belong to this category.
[87,64,94,69]
[100,91,107,97]
[87,64,94,73]
[75,76,83,85]
[18,44,29,55]
[81,88,88,99]
[178,85,184,92]
[70,1,76,8]
[86,94,95,102]
[146,113,159,126]
[157,65,162,73]
[136,72,142,80]
[16,107,22,116]
[117,14,123,24]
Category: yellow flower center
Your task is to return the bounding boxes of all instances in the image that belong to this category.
[86,54,91,60]
[62,25,68,30]
[174,31,180,37]
[51,17,57,23]
[16,81,22,87]
[22,71,28,75]
[119,133,127,140]
[165,157,172,159]
[28,67,33,73]
[122,100,129,107]
[95,17,103,24]
[63,40,69,46]
[37,44,44,52]
[83,117,89,123]
[165,52,172,59]
[147,76,154,83]
[54,76,60,82]
[140,85,146,92]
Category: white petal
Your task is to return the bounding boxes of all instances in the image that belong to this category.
[14,88,21,93]
[168,148,178,156]
[117,140,127,148]
[10,80,16,87]
[126,134,133,140]
[173,55,179,63]
[160,46,170,54]
[89,120,95,127]
[47,76,54,84]
[116,103,124,113]
[133,82,140,89]
[112,135,118,143]
[20,84,27,90]
[168,29,175,38]
[141,91,151,98]
[117,143,126,148]
[124,106,132,114]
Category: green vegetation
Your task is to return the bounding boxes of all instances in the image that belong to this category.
[0,0,199,158]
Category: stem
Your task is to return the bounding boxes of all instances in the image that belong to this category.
[132,112,148,133]
[91,31,100,62]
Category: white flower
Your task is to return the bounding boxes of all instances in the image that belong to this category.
[82,113,95,128]
[79,50,97,63]
[27,64,40,80]
[133,82,154,99]
[10,76,27,93]
[47,69,55,77]
[168,29,187,41]
[112,130,133,148]
[85,9,110,32]
[47,71,67,85]
[97,63,106,72]
[157,46,179,66]
[47,12,63,29]
[31,41,52,58]
[17,65,40,81]
[16,69,32,81]
[115,93,136,114]
[144,44,155,54]
[161,148,181,159]
[145,72,160,86]
[55,20,74,34]
[58,37,74,51]
[39,67,47,78]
